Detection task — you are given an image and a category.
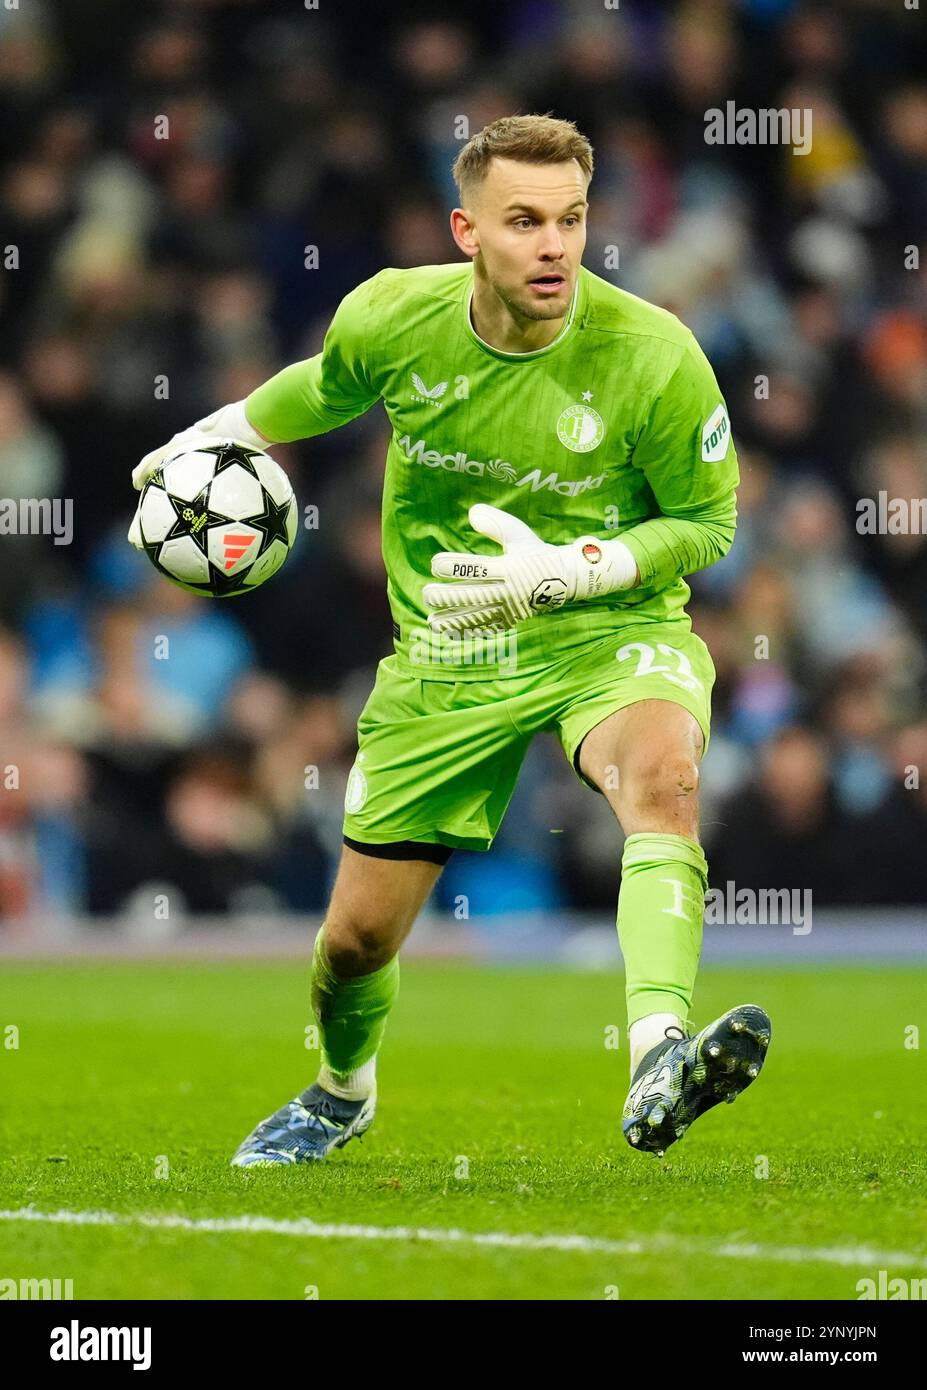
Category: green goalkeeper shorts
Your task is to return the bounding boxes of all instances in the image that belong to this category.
[342,620,715,854]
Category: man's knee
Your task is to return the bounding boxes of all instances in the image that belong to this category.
[320,847,442,977]
[620,748,701,821]
[323,915,395,978]
[596,737,702,837]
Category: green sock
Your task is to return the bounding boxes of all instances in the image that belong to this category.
[617,832,707,1029]
[310,927,400,1085]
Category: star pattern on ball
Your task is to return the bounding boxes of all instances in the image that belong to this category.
[198,565,251,598]
[163,484,229,554]
[250,488,293,557]
[198,443,263,479]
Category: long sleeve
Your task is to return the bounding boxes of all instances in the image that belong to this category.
[244,275,382,443]
[619,336,739,590]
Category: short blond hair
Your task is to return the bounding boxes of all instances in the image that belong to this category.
[452,113,594,205]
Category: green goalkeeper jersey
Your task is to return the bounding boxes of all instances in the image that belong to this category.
[246,262,738,681]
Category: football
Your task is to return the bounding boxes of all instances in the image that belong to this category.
[134,439,298,596]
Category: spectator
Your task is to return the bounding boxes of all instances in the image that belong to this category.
[0,1,924,920]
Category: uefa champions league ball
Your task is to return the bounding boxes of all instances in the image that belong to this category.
[135,440,298,596]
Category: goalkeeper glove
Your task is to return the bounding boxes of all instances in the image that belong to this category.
[128,400,271,549]
[423,503,639,635]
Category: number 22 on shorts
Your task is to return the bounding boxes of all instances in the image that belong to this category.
[615,641,703,692]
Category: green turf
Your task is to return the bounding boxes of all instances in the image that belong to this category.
[0,960,924,1299]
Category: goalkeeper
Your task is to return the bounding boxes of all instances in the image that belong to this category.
[132,114,771,1164]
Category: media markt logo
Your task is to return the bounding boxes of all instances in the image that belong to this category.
[344,757,368,814]
[557,397,605,454]
[398,434,606,497]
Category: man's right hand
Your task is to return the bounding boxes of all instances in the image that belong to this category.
[128,400,273,549]
[131,400,272,491]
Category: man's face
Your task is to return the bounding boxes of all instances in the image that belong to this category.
[460,158,589,322]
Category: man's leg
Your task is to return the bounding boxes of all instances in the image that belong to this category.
[578,698,706,1073]
[231,844,445,1166]
[577,696,771,1156]
[312,845,445,1098]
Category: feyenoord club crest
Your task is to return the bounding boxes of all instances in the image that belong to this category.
[557,402,604,453]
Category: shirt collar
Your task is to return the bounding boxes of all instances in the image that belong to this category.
[464,270,581,360]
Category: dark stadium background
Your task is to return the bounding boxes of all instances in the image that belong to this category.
[1,0,926,927]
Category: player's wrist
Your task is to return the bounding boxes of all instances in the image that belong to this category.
[194,400,274,449]
[568,535,639,598]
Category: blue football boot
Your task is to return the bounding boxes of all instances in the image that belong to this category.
[623,1004,771,1157]
[231,1082,376,1167]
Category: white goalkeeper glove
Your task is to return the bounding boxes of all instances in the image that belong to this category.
[128,400,271,549]
[423,503,639,635]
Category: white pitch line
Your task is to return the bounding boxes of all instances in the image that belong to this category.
[1,1207,925,1270]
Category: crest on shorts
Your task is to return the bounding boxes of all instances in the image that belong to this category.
[344,764,368,813]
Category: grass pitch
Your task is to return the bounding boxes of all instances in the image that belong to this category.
[1,959,924,1300]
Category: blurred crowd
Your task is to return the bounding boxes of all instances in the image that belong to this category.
[1,0,926,925]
